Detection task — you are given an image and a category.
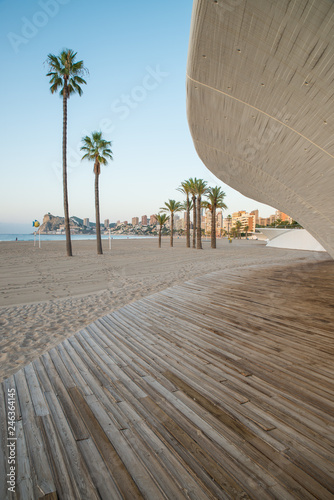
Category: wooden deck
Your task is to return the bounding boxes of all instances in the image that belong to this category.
[1,260,334,499]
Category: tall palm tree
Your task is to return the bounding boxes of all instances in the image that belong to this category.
[81,132,113,255]
[160,199,182,247]
[177,180,192,248]
[204,186,227,249]
[46,49,87,257]
[194,179,208,249]
[155,213,169,248]
[188,177,198,249]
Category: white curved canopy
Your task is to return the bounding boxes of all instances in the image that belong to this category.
[187,0,334,258]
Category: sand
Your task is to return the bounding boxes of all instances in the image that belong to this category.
[0,237,330,381]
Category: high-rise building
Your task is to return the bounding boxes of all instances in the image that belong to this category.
[250,210,259,225]
[150,214,157,225]
[231,211,256,232]
[205,211,224,236]
[104,219,109,229]
[132,217,139,226]
[275,210,293,223]
[141,215,148,225]
[116,220,121,227]
[83,218,90,227]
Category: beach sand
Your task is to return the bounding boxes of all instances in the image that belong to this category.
[0,237,329,381]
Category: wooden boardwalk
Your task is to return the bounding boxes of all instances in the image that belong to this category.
[1,260,334,499]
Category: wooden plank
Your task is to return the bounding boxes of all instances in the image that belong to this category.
[77,438,123,500]
[14,369,57,499]
[68,386,144,499]
[16,419,35,500]
[24,364,49,417]
[36,356,89,442]
[42,388,100,499]
[37,414,79,499]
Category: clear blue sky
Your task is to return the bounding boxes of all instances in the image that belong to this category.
[0,0,275,233]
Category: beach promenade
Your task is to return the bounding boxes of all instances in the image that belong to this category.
[0,241,334,500]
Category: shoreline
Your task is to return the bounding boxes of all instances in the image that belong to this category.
[0,238,330,381]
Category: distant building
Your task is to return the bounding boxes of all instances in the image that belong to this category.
[104,219,109,229]
[205,210,224,236]
[231,211,256,233]
[141,215,148,225]
[83,218,90,227]
[276,210,293,223]
[250,210,259,225]
[123,221,128,226]
[150,214,157,226]
[132,217,139,226]
[116,220,121,227]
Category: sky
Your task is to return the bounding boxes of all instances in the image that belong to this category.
[0,0,276,233]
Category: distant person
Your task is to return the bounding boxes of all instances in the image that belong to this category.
[15,237,18,241]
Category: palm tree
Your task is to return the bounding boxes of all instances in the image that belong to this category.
[81,132,113,255]
[204,186,227,249]
[46,49,87,257]
[194,179,208,249]
[160,199,182,247]
[188,177,198,249]
[155,213,169,248]
[244,225,249,239]
[177,180,192,248]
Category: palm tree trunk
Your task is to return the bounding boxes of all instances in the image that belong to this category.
[63,82,72,257]
[211,208,216,249]
[170,213,174,247]
[95,171,103,255]
[186,196,190,248]
[159,227,162,248]
[192,196,196,248]
[196,196,202,249]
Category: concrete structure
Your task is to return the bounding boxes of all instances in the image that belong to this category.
[187,0,334,258]
[141,215,148,226]
[104,219,109,229]
[83,218,90,228]
[132,217,139,226]
[260,228,326,252]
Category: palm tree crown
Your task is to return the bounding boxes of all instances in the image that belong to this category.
[206,186,227,212]
[46,49,87,97]
[81,131,113,174]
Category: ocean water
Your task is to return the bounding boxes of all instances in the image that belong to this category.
[0,234,155,242]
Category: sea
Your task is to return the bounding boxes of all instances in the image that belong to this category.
[0,234,155,242]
